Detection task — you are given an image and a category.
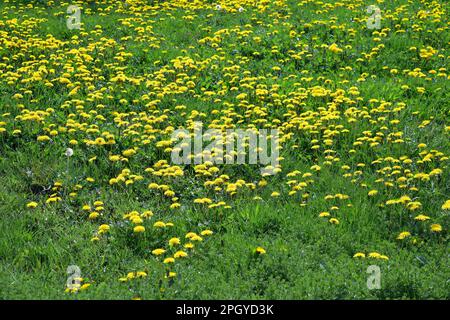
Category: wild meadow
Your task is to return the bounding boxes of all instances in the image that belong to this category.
[0,0,448,299]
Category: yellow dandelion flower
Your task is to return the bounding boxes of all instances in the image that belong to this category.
[329,218,339,224]
[174,250,188,258]
[255,247,266,254]
[98,224,110,233]
[26,202,38,209]
[163,257,175,264]
[184,242,194,249]
[200,230,213,236]
[153,221,166,228]
[169,237,181,246]
[88,212,99,220]
[397,231,411,240]
[442,200,450,210]
[414,214,430,221]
